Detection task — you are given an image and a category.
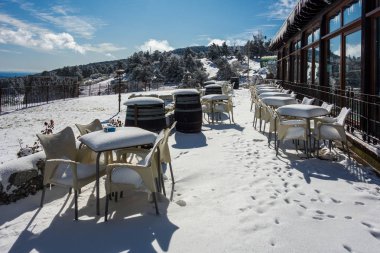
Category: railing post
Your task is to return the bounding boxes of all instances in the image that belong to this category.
[46,85,49,104]
[0,88,2,114]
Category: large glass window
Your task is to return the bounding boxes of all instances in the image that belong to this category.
[344,0,362,25]
[345,30,361,91]
[329,12,341,33]
[327,36,341,88]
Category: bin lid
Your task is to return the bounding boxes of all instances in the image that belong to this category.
[205,84,222,88]
[172,89,200,96]
[124,97,164,106]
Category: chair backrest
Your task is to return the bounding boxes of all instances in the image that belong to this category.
[37,126,77,161]
[160,121,177,163]
[301,97,315,105]
[75,119,103,136]
[336,107,351,126]
[140,129,165,167]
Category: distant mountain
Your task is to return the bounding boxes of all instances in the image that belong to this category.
[0,72,37,79]
[171,46,209,55]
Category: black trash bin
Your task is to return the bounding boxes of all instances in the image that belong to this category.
[124,97,166,133]
[173,89,202,133]
[230,77,239,89]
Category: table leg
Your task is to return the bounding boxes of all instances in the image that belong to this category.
[96,152,102,216]
[211,101,214,124]
[306,119,311,158]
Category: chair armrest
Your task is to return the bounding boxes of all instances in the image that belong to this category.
[44,159,79,185]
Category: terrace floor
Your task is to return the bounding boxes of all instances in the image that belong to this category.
[1,88,380,252]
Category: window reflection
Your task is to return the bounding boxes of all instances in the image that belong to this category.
[344,0,361,25]
[327,36,341,88]
[313,29,320,41]
[314,47,320,85]
[307,48,312,84]
[345,30,361,91]
[307,33,313,45]
[329,12,341,33]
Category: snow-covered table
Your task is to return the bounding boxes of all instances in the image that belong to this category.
[79,127,157,215]
[259,92,292,98]
[256,88,282,95]
[261,96,297,107]
[277,104,328,158]
[201,94,230,124]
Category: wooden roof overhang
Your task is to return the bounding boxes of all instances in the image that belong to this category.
[269,0,337,51]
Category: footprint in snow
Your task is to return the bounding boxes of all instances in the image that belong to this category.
[175,200,186,207]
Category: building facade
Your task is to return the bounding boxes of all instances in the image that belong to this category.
[270,0,380,153]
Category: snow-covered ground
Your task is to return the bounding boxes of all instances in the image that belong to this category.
[1,88,380,252]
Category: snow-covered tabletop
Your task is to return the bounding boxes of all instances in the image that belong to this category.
[172,89,200,96]
[79,127,157,152]
[123,97,164,106]
[259,92,292,98]
[277,104,328,118]
[79,126,157,215]
[261,96,297,107]
[256,88,282,95]
[201,94,229,101]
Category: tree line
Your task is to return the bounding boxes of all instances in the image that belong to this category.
[0,35,274,89]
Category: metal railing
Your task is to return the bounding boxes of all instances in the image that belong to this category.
[268,79,380,146]
[0,84,79,114]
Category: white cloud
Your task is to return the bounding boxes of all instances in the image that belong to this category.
[138,39,174,52]
[13,0,103,39]
[346,43,361,58]
[267,0,298,20]
[0,13,124,55]
[207,39,228,46]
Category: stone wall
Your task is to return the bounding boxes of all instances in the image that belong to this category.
[0,152,45,204]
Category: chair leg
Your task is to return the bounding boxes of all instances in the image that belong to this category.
[344,141,351,160]
[161,172,166,197]
[105,193,109,222]
[40,185,46,207]
[169,162,175,185]
[153,178,160,215]
[120,191,123,199]
[115,192,118,202]
[69,187,72,194]
[74,190,78,221]
[152,192,160,215]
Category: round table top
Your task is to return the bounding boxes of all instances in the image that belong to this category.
[201,94,229,101]
[124,96,164,106]
[172,89,200,95]
[259,92,291,98]
[277,104,328,118]
[261,96,297,106]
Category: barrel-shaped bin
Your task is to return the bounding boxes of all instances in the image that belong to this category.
[173,89,202,133]
[204,84,222,95]
[124,97,166,132]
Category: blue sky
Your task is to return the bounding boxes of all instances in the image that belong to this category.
[0,0,298,72]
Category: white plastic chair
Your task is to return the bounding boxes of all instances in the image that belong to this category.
[301,97,315,105]
[314,107,351,158]
[104,130,165,221]
[37,127,105,220]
